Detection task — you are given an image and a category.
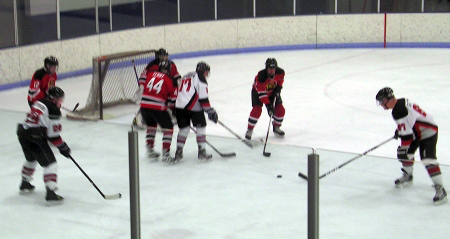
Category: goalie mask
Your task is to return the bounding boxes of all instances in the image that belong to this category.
[156,48,168,61]
[159,60,171,73]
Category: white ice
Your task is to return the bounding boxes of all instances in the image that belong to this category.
[1,48,449,239]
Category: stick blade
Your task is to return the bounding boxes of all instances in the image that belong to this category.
[263,152,271,157]
[221,152,236,158]
[298,172,308,180]
[104,193,122,200]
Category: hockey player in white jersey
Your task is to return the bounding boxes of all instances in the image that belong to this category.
[376,87,447,204]
[174,62,218,162]
[17,86,71,205]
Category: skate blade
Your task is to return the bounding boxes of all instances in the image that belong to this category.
[433,197,448,206]
[198,158,212,164]
[19,189,35,195]
[394,181,413,188]
[46,200,64,206]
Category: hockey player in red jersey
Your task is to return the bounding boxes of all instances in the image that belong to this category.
[133,48,180,128]
[174,62,218,162]
[139,48,181,83]
[18,86,70,205]
[27,56,59,107]
[376,87,447,205]
[245,58,285,140]
[139,60,177,163]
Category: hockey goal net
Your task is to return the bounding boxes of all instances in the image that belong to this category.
[67,50,155,120]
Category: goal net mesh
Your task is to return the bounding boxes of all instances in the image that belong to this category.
[68,50,155,120]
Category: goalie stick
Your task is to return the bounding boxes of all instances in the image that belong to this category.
[189,126,236,158]
[61,103,79,113]
[68,155,122,200]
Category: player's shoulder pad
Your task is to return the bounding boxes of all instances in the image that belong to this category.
[33,68,47,80]
[392,98,407,120]
[40,98,62,119]
[257,70,268,83]
[146,59,158,69]
[275,67,285,75]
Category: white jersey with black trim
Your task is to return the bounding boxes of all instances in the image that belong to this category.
[393,98,437,143]
[22,100,63,140]
[175,72,210,112]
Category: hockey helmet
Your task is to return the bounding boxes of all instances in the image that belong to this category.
[156,48,168,61]
[376,87,394,105]
[265,58,277,69]
[44,56,59,67]
[196,61,210,73]
[48,86,65,99]
[159,60,171,73]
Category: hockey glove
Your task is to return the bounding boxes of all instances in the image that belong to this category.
[206,108,218,123]
[394,129,399,140]
[266,104,275,116]
[58,142,71,158]
[396,146,409,160]
[273,85,282,97]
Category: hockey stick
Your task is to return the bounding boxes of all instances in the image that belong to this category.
[298,136,395,181]
[217,120,253,148]
[262,115,273,157]
[61,103,79,113]
[189,126,236,158]
[263,99,276,157]
[68,155,122,200]
[131,60,140,84]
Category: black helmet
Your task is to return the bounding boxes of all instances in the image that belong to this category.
[44,56,59,67]
[156,48,168,60]
[159,60,171,73]
[376,87,394,103]
[48,86,65,99]
[196,61,210,73]
[265,58,277,69]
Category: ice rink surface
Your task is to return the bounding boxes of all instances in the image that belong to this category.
[1,48,449,238]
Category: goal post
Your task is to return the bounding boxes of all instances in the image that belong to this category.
[68,50,156,120]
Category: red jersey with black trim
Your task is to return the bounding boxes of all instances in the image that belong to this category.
[27,68,57,104]
[252,67,284,105]
[139,59,180,83]
[139,71,177,111]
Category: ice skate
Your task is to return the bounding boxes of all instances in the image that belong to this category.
[394,169,413,188]
[46,187,64,206]
[162,150,176,164]
[132,115,146,130]
[175,147,183,162]
[432,185,448,205]
[147,147,160,161]
[273,125,285,137]
[198,147,212,162]
[245,129,253,140]
[19,179,35,194]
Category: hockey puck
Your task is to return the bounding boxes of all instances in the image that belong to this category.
[277,175,282,178]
